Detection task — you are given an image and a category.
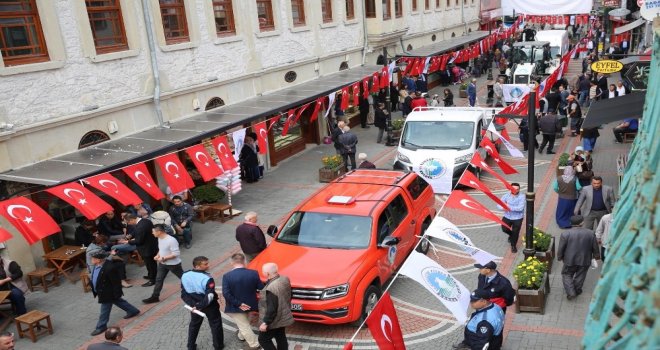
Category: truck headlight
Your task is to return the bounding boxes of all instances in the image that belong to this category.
[454,153,473,165]
[397,152,411,164]
[321,284,349,300]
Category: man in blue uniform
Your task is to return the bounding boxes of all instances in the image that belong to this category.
[474,261,515,313]
[452,289,505,350]
[181,256,224,350]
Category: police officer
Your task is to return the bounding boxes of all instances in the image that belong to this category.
[181,256,224,350]
[474,261,515,313]
[452,289,505,350]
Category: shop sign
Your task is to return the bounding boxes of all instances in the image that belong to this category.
[603,0,621,7]
[591,60,624,73]
[624,61,651,90]
[639,0,660,21]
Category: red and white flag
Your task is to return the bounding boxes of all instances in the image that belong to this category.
[381,66,390,88]
[155,153,195,194]
[342,343,353,350]
[0,227,12,243]
[469,153,514,191]
[445,190,511,230]
[251,122,269,155]
[352,82,361,107]
[46,182,113,220]
[371,73,380,92]
[185,144,224,182]
[458,170,510,211]
[340,87,350,111]
[281,109,295,136]
[365,292,406,350]
[362,78,370,98]
[480,138,519,174]
[487,122,524,158]
[84,173,142,206]
[123,163,165,200]
[211,135,239,171]
[0,197,60,244]
[309,97,324,123]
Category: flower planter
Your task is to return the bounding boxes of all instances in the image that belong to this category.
[535,237,555,274]
[515,273,548,315]
[319,165,345,183]
[459,89,468,98]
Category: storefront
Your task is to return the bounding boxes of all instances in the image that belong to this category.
[480,0,503,32]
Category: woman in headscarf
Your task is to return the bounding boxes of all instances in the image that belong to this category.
[553,166,582,229]
[571,146,593,187]
[239,135,260,183]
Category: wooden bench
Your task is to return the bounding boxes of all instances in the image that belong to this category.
[14,310,53,342]
[194,205,215,224]
[206,203,234,223]
[80,271,91,293]
[623,132,637,143]
[26,267,59,293]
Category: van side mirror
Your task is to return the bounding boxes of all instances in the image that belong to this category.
[266,225,278,237]
[379,236,400,248]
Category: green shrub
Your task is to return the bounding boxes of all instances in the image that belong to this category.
[192,184,225,204]
[558,153,570,166]
[513,256,548,290]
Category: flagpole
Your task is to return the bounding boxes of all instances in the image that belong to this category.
[523,86,537,259]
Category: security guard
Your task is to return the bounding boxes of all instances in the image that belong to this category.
[181,256,224,350]
[452,289,505,350]
[474,261,515,313]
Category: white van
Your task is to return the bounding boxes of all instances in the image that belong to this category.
[535,30,569,59]
[393,107,500,188]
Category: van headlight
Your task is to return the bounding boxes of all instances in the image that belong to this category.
[454,153,473,164]
[321,284,349,300]
[397,152,411,164]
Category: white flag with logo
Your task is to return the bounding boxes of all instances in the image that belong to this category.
[487,122,525,158]
[231,128,246,162]
[324,92,336,120]
[426,216,500,265]
[412,157,455,194]
[388,61,396,83]
[400,251,471,323]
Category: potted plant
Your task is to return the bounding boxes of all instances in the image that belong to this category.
[459,81,469,98]
[557,152,570,176]
[513,256,549,314]
[523,227,556,273]
[192,184,225,204]
[319,155,345,182]
[390,118,404,141]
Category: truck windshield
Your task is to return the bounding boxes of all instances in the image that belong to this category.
[401,121,474,150]
[276,212,372,249]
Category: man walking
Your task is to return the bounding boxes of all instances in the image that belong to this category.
[337,126,358,172]
[358,95,370,129]
[467,78,477,107]
[235,212,267,263]
[181,256,224,350]
[452,289,505,350]
[557,215,600,300]
[566,95,582,137]
[142,224,184,304]
[87,327,128,350]
[595,211,613,262]
[89,251,140,336]
[493,78,504,107]
[574,176,615,231]
[169,195,195,249]
[473,261,515,313]
[498,183,525,253]
[222,253,264,350]
[258,263,294,350]
[125,214,157,287]
[538,113,561,155]
[374,102,389,144]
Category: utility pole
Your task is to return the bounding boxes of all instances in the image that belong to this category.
[523,86,537,259]
[383,47,395,146]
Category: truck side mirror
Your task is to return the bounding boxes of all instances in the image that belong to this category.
[266,225,278,237]
[379,236,400,248]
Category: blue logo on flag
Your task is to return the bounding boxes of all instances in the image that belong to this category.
[421,267,460,302]
[419,158,446,179]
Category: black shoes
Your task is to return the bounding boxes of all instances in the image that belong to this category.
[184,242,192,249]
[142,296,159,304]
[91,327,107,336]
[567,294,576,300]
[141,281,155,287]
[538,147,544,154]
[511,246,518,253]
[576,289,583,296]
[143,275,150,279]
[124,311,140,319]
[547,151,556,154]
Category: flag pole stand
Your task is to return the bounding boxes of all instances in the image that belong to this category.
[523,87,537,259]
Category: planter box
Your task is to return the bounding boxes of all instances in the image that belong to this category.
[515,273,548,314]
[459,89,468,98]
[319,165,345,183]
[535,237,556,274]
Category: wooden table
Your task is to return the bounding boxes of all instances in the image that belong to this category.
[0,291,12,331]
[43,245,86,283]
[206,203,234,223]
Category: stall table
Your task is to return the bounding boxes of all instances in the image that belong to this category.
[43,245,86,283]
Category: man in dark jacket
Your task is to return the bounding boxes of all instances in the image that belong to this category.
[358,96,370,129]
[473,261,515,314]
[557,215,600,300]
[87,327,128,350]
[125,214,157,286]
[181,256,224,350]
[89,251,140,336]
[538,113,561,154]
[331,120,345,154]
[235,212,267,263]
[98,211,125,241]
[258,263,294,350]
[374,102,389,144]
[337,126,358,172]
[169,195,195,249]
[222,253,264,349]
[452,289,505,350]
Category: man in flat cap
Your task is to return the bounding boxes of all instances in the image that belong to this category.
[452,289,505,350]
[557,215,600,300]
[474,261,515,313]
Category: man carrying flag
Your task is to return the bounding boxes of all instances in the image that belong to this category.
[452,289,505,350]
[499,183,525,253]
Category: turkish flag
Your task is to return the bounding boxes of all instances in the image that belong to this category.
[371,73,380,92]
[343,343,353,350]
[0,227,12,243]
[402,58,413,76]
[365,292,406,350]
[439,54,448,71]
[340,87,350,111]
[185,144,224,181]
[445,190,511,230]
[362,78,370,98]
[480,138,518,175]
[352,82,360,107]
[266,115,280,133]
[122,163,165,200]
[281,109,295,136]
[292,103,309,126]
[459,171,510,211]
[211,135,239,171]
[381,66,389,88]
[470,153,514,191]
[84,173,142,206]
[500,128,512,141]
[0,197,60,244]
[309,97,324,123]
[46,182,113,220]
[251,122,269,155]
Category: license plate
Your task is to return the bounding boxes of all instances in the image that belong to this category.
[291,303,303,311]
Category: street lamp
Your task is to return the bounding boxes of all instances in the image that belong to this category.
[523,86,537,259]
[383,47,396,146]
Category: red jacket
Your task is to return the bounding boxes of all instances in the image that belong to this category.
[410,97,428,110]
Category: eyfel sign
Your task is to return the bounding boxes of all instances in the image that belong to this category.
[591,60,624,74]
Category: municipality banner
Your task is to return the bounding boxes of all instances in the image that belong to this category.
[400,251,471,323]
[425,216,500,265]
[502,84,530,103]
[412,157,455,194]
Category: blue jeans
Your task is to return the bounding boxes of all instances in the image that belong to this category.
[180,227,192,244]
[582,137,597,151]
[578,91,588,106]
[9,286,27,315]
[95,298,139,330]
[110,243,136,254]
[570,118,581,134]
[468,96,476,107]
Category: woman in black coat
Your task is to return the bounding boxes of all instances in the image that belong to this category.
[442,89,454,107]
[239,136,260,183]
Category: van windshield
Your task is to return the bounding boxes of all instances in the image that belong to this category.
[276,212,372,249]
[401,120,474,150]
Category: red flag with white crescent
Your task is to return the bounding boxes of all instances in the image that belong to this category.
[362,78,370,98]
[0,226,12,243]
[211,135,239,171]
[280,109,296,136]
[84,173,142,206]
[402,58,414,76]
[292,103,310,126]
[309,97,324,123]
[439,54,448,71]
[251,122,269,156]
[480,138,518,175]
[371,73,380,92]
[155,153,195,194]
[459,170,510,211]
[352,82,360,107]
[365,292,406,350]
[342,343,353,350]
[381,66,389,88]
[445,190,511,230]
[122,163,165,200]
[185,144,224,181]
[469,153,514,191]
[46,182,113,220]
[0,197,60,244]
[340,87,350,111]
[266,115,280,133]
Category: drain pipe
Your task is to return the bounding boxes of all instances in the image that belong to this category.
[461,0,468,34]
[141,0,165,126]
[361,0,369,64]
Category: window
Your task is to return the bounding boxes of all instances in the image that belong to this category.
[159,0,188,44]
[79,130,111,149]
[382,0,390,20]
[85,0,128,54]
[256,0,274,31]
[411,0,417,11]
[394,0,402,17]
[376,195,409,243]
[407,176,429,200]
[446,0,450,6]
[291,0,305,26]
[345,0,355,20]
[425,0,429,10]
[0,0,49,66]
[213,0,235,35]
[321,0,332,23]
[365,0,375,18]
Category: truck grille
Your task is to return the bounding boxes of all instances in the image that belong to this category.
[292,288,324,300]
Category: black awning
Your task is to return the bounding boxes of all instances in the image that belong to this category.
[582,91,646,129]
[399,31,489,58]
[0,65,381,186]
